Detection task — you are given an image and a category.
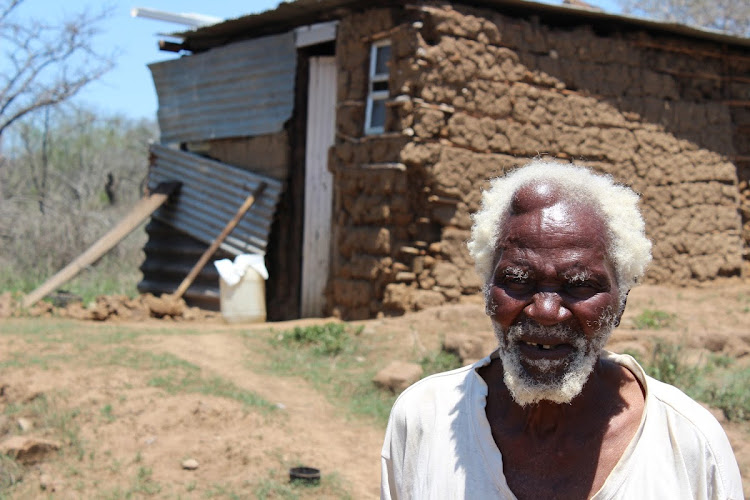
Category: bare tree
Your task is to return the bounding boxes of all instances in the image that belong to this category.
[0,105,156,282]
[0,0,114,138]
[618,0,750,37]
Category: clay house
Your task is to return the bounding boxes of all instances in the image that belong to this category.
[138,0,750,321]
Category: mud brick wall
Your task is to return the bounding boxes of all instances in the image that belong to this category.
[329,8,414,320]
[328,2,748,319]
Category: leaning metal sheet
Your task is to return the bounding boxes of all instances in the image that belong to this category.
[149,31,296,144]
[147,144,284,256]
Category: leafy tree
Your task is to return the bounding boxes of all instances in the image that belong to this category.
[0,0,114,138]
[618,0,750,37]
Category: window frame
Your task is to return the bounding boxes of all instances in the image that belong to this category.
[364,39,392,135]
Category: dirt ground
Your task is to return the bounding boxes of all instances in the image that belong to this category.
[0,281,748,498]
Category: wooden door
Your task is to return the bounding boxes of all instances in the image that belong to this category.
[301,56,336,317]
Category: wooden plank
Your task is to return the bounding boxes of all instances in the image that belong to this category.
[172,183,266,299]
[23,182,179,309]
[301,56,337,318]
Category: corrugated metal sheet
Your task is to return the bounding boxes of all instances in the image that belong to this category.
[138,218,232,310]
[172,0,750,54]
[147,144,284,256]
[149,32,297,144]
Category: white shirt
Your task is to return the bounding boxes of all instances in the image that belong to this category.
[381,351,744,499]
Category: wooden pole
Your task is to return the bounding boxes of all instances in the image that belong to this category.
[23,182,179,309]
[172,182,266,300]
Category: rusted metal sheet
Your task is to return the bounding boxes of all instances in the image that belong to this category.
[149,32,297,144]
[147,144,284,256]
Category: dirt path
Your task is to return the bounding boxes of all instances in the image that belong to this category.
[149,332,383,499]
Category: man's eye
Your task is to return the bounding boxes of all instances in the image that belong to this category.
[565,282,598,297]
[500,276,531,292]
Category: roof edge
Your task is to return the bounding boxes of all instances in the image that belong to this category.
[171,0,750,53]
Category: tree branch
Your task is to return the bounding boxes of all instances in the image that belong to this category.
[0,0,114,138]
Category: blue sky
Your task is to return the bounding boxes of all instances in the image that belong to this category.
[13,0,621,121]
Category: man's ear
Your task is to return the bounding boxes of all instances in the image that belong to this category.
[614,290,629,328]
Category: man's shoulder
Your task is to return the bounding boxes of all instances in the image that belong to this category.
[608,351,727,439]
[645,374,729,441]
[606,351,734,454]
[603,352,743,498]
[389,363,480,421]
[643,375,744,497]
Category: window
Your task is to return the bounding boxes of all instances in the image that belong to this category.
[365,40,391,135]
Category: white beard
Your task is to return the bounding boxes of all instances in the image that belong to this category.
[493,317,615,407]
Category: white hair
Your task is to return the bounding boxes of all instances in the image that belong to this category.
[467,159,652,298]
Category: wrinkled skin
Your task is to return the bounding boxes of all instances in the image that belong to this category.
[478,182,645,500]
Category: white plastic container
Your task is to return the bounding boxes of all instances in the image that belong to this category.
[219,267,266,323]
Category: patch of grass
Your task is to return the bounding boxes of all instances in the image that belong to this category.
[265,324,396,425]
[738,293,750,313]
[273,322,361,356]
[641,341,699,387]
[420,349,462,377]
[0,455,23,489]
[204,482,245,499]
[4,393,85,461]
[254,476,299,500]
[52,255,143,304]
[696,369,750,421]
[0,351,68,370]
[103,347,198,372]
[97,347,275,411]
[630,341,750,422]
[0,320,141,347]
[632,309,676,330]
[252,468,351,500]
[100,404,115,423]
[149,372,274,410]
[130,466,162,495]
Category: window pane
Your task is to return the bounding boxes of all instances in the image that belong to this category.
[370,99,386,130]
[374,44,391,75]
[373,80,389,92]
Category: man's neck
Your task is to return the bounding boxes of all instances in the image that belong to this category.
[478,354,645,500]
[487,358,634,436]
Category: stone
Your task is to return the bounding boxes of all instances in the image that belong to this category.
[382,283,415,313]
[0,436,60,465]
[395,272,416,282]
[373,361,424,392]
[444,331,497,365]
[181,458,199,470]
[16,418,33,432]
[413,290,445,310]
[431,262,460,288]
[39,472,64,491]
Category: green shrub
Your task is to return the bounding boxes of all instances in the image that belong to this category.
[420,350,462,377]
[274,323,360,356]
[632,309,676,330]
[630,341,750,422]
[696,369,750,422]
[642,341,698,387]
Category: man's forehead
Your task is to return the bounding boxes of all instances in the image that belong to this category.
[509,180,566,215]
[496,181,610,256]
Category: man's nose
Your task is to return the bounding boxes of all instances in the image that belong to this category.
[523,292,571,325]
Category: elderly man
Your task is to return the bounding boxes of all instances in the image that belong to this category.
[381,160,743,499]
